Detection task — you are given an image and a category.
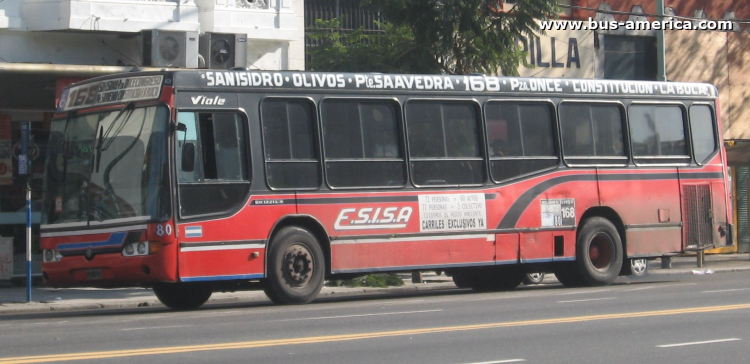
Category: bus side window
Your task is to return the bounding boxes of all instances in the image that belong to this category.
[689,105,716,164]
[406,100,485,186]
[176,112,202,183]
[485,101,558,181]
[261,99,321,189]
[629,104,689,164]
[559,102,625,165]
[321,99,406,188]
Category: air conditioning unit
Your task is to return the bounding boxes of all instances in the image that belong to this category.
[199,32,248,69]
[142,30,199,68]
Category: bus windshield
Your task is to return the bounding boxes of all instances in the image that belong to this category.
[43,105,170,226]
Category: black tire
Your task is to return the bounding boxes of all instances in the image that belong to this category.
[467,267,523,292]
[265,226,325,304]
[153,283,212,310]
[262,281,283,304]
[451,271,473,288]
[576,217,623,286]
[553,263,585,287]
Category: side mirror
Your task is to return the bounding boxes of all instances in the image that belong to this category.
[181,142,195,172]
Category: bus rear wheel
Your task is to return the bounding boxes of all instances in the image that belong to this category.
[553,263,585,287]
[265,227,325,304]
[153,283,212,310]
[576,217,623,286]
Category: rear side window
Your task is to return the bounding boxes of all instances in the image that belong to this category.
[485,101,558,181]
[406,100,485,186]
[629,105,689,164]
[689,105,717,164]
[321,99,406,188]
[559,103,626,165]
[261,99,321,189]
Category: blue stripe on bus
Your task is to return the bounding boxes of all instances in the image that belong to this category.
[57,232,127,251]
[332,261,496,274]
[180,273,264,282]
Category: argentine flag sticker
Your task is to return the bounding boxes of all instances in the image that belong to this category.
[185,226,203,238]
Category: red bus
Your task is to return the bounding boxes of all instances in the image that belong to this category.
[41,71,732,309]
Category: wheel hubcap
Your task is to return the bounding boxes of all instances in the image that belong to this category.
[283,244,314,287]
[631,258,647,275]
[527,273,544,282]
[589,233,614,271]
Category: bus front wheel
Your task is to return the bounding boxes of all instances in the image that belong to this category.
[153,283,212,310]
[265,227,325,304]
[576,217,623,286]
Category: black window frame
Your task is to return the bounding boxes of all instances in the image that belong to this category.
[688,103,719,166]
[174,109,252,220]
[405,98,487,188]
[627,102,691,166]
[259,97,322,191]
[484,99,560,183]
[559,100,629,167]
[320,97,407,189]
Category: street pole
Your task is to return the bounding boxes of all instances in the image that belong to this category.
[20,121,31,302]
[656,0,667,81]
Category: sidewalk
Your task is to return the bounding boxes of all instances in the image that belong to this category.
[1,253,748,315]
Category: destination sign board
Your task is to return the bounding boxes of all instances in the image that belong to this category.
[57,75,164,113]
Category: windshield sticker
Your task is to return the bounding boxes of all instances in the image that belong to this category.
[418,193,487,232]
[541,199,576,227]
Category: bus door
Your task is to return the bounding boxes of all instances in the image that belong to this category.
[680,104,730,251]
[173,110,262,282]
[626,104,684,255]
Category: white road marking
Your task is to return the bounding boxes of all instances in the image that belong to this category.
[278,309,442,321]
[657,338,741,348]
[557,297,616,304]
[555,289,614,296]
[459,360,526,364]
[382,299,426,305]
[122,325,192,331]
[623,286,657,292]
[27,321,69,326]
[702,288,750,293]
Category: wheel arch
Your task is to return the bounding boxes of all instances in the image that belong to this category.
[579,206,629,272]
[266,215,332,277]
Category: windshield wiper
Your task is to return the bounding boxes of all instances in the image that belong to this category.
[95,102,134,173]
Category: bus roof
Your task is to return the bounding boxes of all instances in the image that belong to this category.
[58,70,719,113]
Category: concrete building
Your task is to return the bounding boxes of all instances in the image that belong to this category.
[0,0,306,277]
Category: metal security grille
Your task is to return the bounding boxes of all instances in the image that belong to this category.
[683,184,713,250]
[737,167,749,253]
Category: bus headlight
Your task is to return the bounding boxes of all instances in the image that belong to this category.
[122,242,160,257]
[43,249,62,262]
[123,242,150,257]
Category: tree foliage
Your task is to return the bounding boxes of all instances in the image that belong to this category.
[307,19,437,74]
[308,0,560,75]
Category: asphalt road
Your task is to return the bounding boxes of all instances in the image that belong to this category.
[1,272,750,364]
